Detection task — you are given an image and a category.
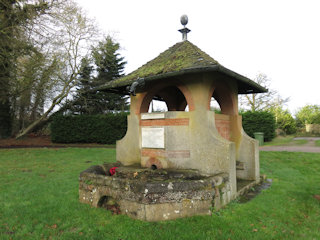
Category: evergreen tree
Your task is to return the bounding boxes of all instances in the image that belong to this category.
[93,36,126,82]
[91,36,128,113]
[61,36,129,115]
[69,57,95,114]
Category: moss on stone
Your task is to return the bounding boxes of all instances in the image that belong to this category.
[217,182,226,190]
[99,41,219,89]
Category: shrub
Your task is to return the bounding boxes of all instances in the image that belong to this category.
[51,113,128,144]
[276,111,297,135]
[268,107,297,135]
[241,111,276,141]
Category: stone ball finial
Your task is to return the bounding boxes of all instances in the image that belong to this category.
[180,15,188,27]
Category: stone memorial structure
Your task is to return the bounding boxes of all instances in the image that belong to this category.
[79,16,267,221]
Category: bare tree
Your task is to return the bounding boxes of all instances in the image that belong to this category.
[239,73,289,112]
[16,0,99,139]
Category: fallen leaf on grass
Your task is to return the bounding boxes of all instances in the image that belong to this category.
[252,229,258,232]
[50,224,57,229]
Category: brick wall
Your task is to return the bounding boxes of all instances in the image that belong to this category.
[141,149,190,158]
[140,118,189,126]
[215,114,230,140]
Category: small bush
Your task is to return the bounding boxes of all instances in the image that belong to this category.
[50,113,128,144]
[242,111,276,141]
[276,112,297,135]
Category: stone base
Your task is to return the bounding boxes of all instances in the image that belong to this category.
[79,163,236,221]
[119,199,212,221]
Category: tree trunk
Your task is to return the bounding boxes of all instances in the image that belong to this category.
[15,114,48,139]
[0,100,12,139]
[15,76,76,139]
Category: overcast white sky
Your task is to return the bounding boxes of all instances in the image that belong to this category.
[76,0,320,114]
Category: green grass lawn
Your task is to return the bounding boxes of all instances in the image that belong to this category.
[263,136,308,146]
[1,148,320,240]
[315,140,320,147]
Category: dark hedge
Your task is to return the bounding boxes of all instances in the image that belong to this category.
[242,111,276,142]
[50,113,128,144]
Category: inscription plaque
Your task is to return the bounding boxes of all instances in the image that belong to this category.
[142,127,165,149]
[141,113,165,120]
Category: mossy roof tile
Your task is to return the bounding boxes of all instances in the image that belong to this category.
[97,40,267,94]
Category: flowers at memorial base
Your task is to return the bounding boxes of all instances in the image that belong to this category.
[109,167,118,176]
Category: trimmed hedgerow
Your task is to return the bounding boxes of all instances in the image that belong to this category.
[242,111,276,142]
[50,113,128,144]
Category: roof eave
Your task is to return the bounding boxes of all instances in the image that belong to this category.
[94,65,267,94]
[217,65,268,94]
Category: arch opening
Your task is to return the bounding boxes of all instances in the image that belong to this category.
[210,96,221,113]
[209,84,237,115]
[145,85,189,113]
[148,100,168,112]
[209,84,236,141]
[98,195,120,214]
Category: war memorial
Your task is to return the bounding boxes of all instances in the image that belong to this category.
[79,16,267,221]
